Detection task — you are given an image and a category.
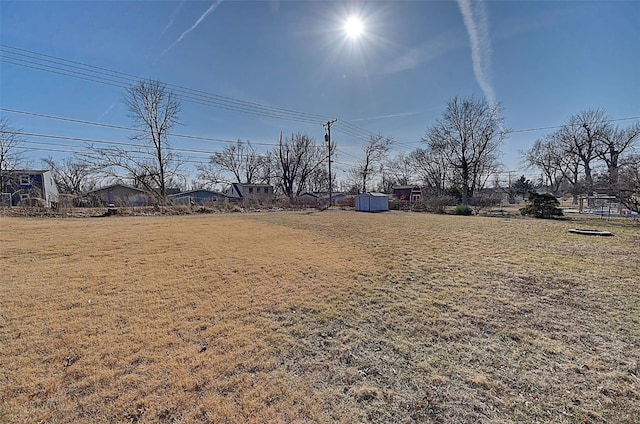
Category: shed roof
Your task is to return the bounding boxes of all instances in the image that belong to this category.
[358,192,389,197]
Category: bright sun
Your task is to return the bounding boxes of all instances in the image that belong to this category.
[344,16,364,39]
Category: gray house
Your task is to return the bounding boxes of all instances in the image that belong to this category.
[355,192,389,212]
[86,183,152,207]
[227,183,274,204]
[169,189,228,206]
[1,169,59,207]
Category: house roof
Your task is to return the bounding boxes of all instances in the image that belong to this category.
[7,169,50,175]
[299,192,319,198]
[393,185,419,190]
[169,189,227,197]
[314,192,347,199]
[358,192,389,197]
[86,183,149,195]
[228,183,243,198]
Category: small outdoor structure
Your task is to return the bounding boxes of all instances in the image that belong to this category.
[355,192,389,212]
[578,194,619,215]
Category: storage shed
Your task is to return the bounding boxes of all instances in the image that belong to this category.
[355,192,389,212]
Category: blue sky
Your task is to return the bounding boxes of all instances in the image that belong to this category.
[1,0,639,185]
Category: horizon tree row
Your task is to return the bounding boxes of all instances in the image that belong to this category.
[2,79,639,212]
[524,109,640,211]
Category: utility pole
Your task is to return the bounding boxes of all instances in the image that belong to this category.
[324,119,337,207]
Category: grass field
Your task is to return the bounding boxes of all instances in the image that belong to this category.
[1,211,638,423]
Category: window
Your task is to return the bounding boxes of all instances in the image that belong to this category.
[20,175,30,185]
[20,193,30,200]
[248,187,253,194]
[256,187,261,193]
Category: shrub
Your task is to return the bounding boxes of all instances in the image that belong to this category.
[452,204,473,215]
[337,196,355,208]
[417,196,456,214]
[520,192,563,219]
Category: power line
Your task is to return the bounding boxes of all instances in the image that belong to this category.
[12,131,214,156]
[507,116,640,134]
[0,107,281,147]
[3,45,638,164]
[1,107,352,165]
[8,129,329,167]
[1,45,380,137]
[18,141,208,165]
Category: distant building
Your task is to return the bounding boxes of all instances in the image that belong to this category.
[393,185,422,205]
[297,192,320,206]
[227,183,274,204]
[169,189,228,206]
[86,183,152,207]
[318,192,348,204]
[1,169,59,207]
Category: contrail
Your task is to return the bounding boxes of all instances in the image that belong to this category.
[157,0,224,62]
[162,0,185,35]
[351,111,423,122]
[96,103,115,121]
[350,107,444,122]
[456,0,496,104]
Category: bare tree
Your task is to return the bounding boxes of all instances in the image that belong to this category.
[195,163,224,189]
[42,157,97,196]
[255,151,276,186]
[524,136,566,195]
[306,167,334,193]
[199,140,263,184]
[378,152,414,193]
[351,134,394,193]
[409,147,449,195]
[274,132,325,199]
[618,154,640,212]
[424,96,505,206]
[85,79,183,203]
[595,121,640,188]
[555,109,608,195]
[0,118,26,194]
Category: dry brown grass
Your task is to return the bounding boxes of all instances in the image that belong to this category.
[1,211,638,423]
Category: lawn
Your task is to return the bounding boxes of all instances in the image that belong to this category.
[1,211,638,423]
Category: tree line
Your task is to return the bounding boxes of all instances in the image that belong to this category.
[1,79,639,211]
[523,109,640,211]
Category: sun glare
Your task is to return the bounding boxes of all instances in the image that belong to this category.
[344,16,364,39]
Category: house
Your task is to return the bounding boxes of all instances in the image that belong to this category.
[169,189,228,206]
[297,192,320,206]
[227,183,274,204]
[393,185,422,205]
[86,183,152,207]
[355,192,389,212]
[317,192,348,204]
[0,169,59,207]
